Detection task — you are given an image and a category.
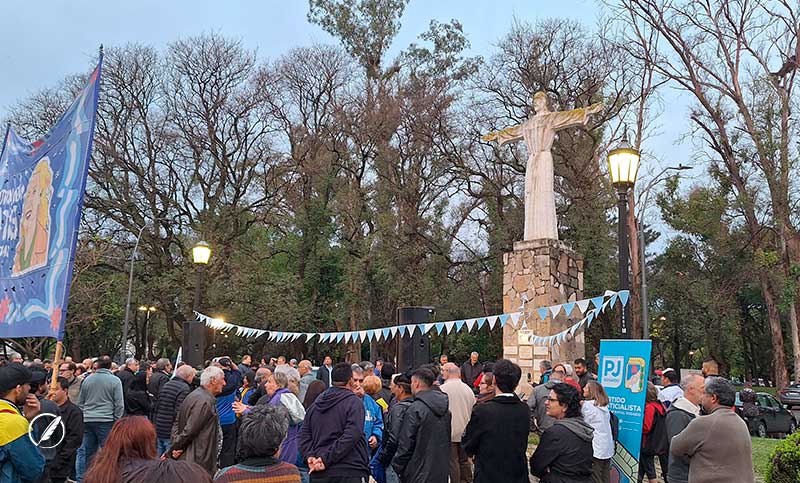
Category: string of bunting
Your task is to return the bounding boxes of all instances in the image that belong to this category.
[194,289,629,347]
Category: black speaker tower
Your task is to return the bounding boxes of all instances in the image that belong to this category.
[182,320,206,368]
[396,306,434,373]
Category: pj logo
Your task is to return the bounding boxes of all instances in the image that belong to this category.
[601,356,624,388]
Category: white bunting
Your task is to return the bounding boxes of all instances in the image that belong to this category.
[549,305,562,318]
[487,316,498,329]
[576,299,591,314]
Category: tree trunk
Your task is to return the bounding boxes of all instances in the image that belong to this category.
[760,275,789,388]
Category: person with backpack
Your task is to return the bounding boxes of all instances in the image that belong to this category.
[581,381,614,483]
[640,382,668,483]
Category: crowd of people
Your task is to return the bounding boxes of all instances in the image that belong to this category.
[0,351,754,483]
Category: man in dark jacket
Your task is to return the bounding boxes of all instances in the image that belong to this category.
[529,382,594,483]
[316,355,334,388]
[116,358,139,400]
[460,352,483,392]
[463,359,530,483]
[665,374,702,483]
[378,372,413,479]
[153,365,195,457]
[147,358,172,404]
[377,363,395,407]
[392,367,451,483]
[298,362,369,482]
[171,366,225,475]
[30,370,60,483]
[49,376,84,483]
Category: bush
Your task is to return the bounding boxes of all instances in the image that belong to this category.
[766,431,800,483]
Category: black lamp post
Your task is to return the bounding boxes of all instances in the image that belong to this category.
[607,134,640,338]
[184,240,211,367]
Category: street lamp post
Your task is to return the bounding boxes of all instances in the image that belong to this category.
[638,165,692,339]
[138,305,157,359]
[607,133,640,338]
[184,240,211,367]
[121,222,152,362]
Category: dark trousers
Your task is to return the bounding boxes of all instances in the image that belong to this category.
[591,457,611,483]
[219,423,237,469]
[449,442,473,483]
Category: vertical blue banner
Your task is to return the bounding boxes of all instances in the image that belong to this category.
[0,62,101,340]
[599,339,652,483]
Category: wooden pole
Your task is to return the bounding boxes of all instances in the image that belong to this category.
[48,340,63,396]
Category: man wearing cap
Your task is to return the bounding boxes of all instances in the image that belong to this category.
[0,363,46,482]
[658,369,683,408]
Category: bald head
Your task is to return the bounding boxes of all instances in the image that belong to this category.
[176,364,196,382]
[442,362,460,380]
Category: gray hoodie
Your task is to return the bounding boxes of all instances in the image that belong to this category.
[554,416,594,442]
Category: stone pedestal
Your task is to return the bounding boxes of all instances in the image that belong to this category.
[503,239,584,382]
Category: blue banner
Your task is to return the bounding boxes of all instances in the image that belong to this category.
[599,339,652,483]
[0,62,101,339]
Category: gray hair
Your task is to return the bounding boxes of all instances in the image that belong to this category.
[200,366,224,386]
[540,360,552,370]
[271,370,289,388]
[298,360,312,370]
[156,358,171,371]
[680,373,704,390]
[125,358,138,367]
[176,365,196,381]
[704,376,736,406]
[351,365,364,376]
[274,364,301,382]
[238,404,289,458]
[471,351,479,357]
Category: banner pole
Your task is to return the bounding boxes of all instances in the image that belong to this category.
[48,340,63,396]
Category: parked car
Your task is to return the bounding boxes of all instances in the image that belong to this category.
[735,391,797,438]
[778,383,800,408]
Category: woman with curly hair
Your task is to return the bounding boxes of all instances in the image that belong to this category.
[529,383,593,483]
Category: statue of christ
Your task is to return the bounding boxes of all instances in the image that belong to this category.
[483,91,603,241]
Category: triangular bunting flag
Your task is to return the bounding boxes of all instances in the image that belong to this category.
[455,320,465,332]
[549,304,562,318]
[538,307,549,321]
[444,321,456,333]
[487,316,497,329]
[382,328,391,340]
[501,314,512,327]
[562,302,575,317]
[608,293,618,308]
[389,327,398,338]
[435,322,445,334]
[335,333,344,343]
[576,299,591,314]
[590,296,605,309]
[619,290,630,306]
[398,326,407,337]
[476,318,486,330]
[465,318,476,331]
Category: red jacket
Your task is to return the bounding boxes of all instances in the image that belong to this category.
[642,401,666,445]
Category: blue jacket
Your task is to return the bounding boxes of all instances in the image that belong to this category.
[216,368,242,426]
[363,395,383,446]
[0,398,45,483]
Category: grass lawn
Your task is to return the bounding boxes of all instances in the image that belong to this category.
[752,437,780,481]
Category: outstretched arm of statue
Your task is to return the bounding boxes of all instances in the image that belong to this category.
[550,102,605,130]
[481,124,523,146]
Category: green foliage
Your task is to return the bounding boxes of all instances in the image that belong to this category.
[766,432,800,483]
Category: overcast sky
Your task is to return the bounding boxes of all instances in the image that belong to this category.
[1,0,698,238]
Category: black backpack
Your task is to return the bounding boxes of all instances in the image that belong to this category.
[609,411,620,442]
[642,403,669,456]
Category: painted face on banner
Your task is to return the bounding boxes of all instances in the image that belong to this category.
[12,157,53,276]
